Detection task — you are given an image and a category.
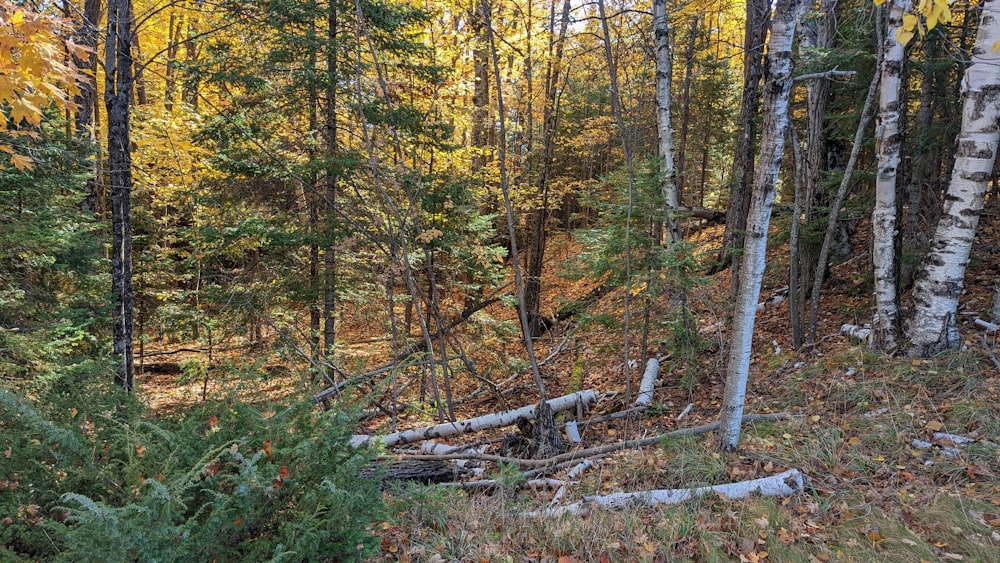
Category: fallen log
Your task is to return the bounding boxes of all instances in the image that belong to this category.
[391,412,791,469]
[352,390,598,448]
[840,323,871,343]
[529,469,804,517]
[633,359,660,407]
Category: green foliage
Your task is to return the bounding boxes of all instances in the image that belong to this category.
[0,123,106,385]
[0,375,383,561]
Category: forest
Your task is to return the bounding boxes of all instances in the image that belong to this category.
[2,0,999,560]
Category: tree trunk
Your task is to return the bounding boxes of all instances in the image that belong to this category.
[718,0,806,452]
[323,1,338,375]
[717,0,770,287]
[870,1,906,352]
[76,0,103,215]
[107,0,136,392]
[907,0,1000,357]
[164,11,180,112]
[470,2,490,173]
[525,0,571,338]
[183,13,199,110]
[676,16,699,209]
[653,0,679,243]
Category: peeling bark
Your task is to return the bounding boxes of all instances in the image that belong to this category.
[871,1,907,352]
[907,0,1000,357]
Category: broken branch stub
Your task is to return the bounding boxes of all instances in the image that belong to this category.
[351,390,598,448]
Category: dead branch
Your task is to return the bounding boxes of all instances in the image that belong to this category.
[977,335,1000,372]
[793,68,856,82]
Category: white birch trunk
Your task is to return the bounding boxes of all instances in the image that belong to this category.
[633,358,660,407]
[351,390,597,448]
[871,0,908,352]
[718,0,806,452]
[529,469,803,517]
[907,0,1000,357]
[653,0,679,242]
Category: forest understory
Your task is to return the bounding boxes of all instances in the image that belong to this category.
[132,212,1000,562]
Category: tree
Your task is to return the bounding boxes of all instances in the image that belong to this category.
[718,0,807,452]
[716,0,770,288]
[870,0,907,352]
[653,0,678,243]
[106,0,136,392]
[907,0,1000,357]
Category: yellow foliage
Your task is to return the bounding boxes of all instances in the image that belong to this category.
[0,1,86,168]
[891,0,955,46]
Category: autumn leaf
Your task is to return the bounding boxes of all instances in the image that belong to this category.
[10,154,33,171]
[10,97,42,126]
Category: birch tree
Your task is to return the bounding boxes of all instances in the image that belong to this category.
[718,0,806,452]
[653,0,679,242]
[870,0,907,352]
[907,0,1000,357]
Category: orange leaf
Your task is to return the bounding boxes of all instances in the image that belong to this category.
[11,154,34,171]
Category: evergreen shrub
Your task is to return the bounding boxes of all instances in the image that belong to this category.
[0,378,382,561]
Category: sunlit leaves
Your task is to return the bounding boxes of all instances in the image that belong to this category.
[892,0,955,45]
[0,1,86,168]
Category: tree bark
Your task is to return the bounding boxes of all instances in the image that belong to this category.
[107,0,135,392]
[718,0,806,452]
[870,1,906,352]
[717,0,770,285]
[653,0,679,242]
[907,0,1000,357]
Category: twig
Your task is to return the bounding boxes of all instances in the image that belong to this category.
[977,335,1000,372]
[793,68,857,82]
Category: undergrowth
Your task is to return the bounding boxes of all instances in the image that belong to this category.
[0,369,383,561]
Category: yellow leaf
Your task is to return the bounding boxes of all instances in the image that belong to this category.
[993,39,1000,54]
[847,436,862,445]
[9,10,24,25]
[896,28,915,46]
[902,13,919,31]
[873,0,886,5]
[10,96,42,126]
[925,420,944,431]
[11,154,34,171]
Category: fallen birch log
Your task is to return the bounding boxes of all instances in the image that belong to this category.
[974,318,998,332]
[841,323,872,342]
[633,359,660,407]
[352,390,598,448]
[391,413,791,469]
[529,469,804,518]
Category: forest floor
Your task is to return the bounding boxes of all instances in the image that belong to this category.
[139,210,1000,562]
